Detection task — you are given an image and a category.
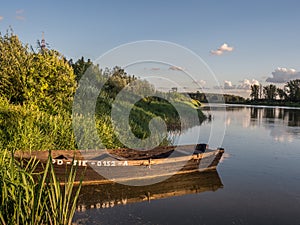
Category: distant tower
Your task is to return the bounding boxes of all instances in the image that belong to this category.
[41,31,46,50]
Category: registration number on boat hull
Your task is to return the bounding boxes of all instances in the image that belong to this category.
[52,159,128,167]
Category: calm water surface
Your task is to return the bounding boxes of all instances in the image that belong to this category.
[74,105,300,225]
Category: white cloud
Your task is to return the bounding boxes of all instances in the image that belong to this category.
[224,80,236,89]
[211,43,234,56]
[214,79,260,91]
[16,9,25,21]
[150,67,160,71]
[219,43,234,52]
[193,79,206,87]
[0,16,3,21]
[169,66,184,71]
[16,16,25,20]
[213,85,222,89]
[210,49,223,56]
[237,79,260,90]
[266,67,300,83]
[16,9,24,14]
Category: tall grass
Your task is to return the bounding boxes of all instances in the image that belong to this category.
[0,149,82,225]
[0,98,76,151]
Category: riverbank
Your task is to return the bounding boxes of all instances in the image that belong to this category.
[226,100,300,108]
[0,96,206,152]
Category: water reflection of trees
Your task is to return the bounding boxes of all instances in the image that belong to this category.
[250,107,300,127]
[248,107,300,141]
[286,110,300,127]
[250,107,259,119]
[264,108,276,119]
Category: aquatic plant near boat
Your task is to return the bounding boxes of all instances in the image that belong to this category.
[0,149,82,225]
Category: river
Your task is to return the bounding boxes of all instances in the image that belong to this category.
[73,104,300,225]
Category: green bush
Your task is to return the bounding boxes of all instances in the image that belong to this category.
[0,99,76,151]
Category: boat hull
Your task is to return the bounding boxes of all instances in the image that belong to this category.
[16,145,225,185]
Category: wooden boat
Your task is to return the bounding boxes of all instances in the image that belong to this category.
[16,144,224,185]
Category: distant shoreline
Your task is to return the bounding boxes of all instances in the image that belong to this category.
[225,101,300,108]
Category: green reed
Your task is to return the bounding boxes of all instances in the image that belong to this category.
[0,149,82,225]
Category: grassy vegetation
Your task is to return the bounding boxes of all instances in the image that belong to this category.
[131,97,204,131]
[0,97,76,152]
[0,149,82,225]
[95,94,205,148]
[0,88,206,151]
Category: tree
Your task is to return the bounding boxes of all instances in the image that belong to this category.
[0,32,30,103]
[259,84,263,99]
[284,79,300,102]
[263,84,277,100]
[250,84,259,100]
[277,88,287,100]
[28,50,76,111]
[69,56,93,82]
[0,31,76,112]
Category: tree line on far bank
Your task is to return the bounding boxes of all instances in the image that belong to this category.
[250,80,300,102]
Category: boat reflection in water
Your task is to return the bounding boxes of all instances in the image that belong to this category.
[75,170,223,212]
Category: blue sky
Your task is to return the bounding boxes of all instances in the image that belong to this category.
[1,0,300,97]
